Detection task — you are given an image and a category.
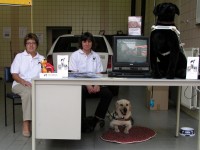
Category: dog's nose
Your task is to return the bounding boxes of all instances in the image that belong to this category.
[124,108,127,113]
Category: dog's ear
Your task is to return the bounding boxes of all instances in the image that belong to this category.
[153,3,161,16]
[115,101,119,109]
[173,4,180,15]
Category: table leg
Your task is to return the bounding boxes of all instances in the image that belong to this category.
[198,103,200,150]
[176,86,181,137]
[32,80,36,150]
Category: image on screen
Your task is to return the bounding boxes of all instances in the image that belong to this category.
[116,39,147,63]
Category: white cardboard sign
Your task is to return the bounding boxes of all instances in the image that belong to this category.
[57,55,68,78]
[186,57,199,79]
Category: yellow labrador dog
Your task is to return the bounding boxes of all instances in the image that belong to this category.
[110,99,133,134]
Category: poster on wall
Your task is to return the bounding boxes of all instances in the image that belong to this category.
[192,48,199,57]
[128,16,142,35]
[19,27,27,38]
[36,33,43,44]
[3,27,11,38]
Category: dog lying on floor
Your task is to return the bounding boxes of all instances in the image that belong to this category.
[150,2,187,79]
[110,99,133,134]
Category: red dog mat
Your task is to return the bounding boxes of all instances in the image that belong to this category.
[101,126,156,144]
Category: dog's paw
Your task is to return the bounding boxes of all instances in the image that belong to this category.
[124,129,129,134]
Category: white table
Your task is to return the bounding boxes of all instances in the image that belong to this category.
[32,77,200,150]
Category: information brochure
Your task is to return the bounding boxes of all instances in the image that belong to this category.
[186,57,199,79]
[57,55,68,78]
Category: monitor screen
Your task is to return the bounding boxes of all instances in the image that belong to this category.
[112,36,150,72]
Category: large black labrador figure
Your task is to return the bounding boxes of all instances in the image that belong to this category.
[150,2,187,79]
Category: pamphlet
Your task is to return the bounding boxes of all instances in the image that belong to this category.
[57,55,68,78]
[68,72,103,78]
[186,57,199,79]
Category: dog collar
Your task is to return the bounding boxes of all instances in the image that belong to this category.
[156,21,175,25]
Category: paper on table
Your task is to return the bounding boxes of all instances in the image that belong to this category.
[69,72,103,78]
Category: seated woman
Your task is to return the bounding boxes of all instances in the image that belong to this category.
[69,32,113,132]
[11,33,45,137]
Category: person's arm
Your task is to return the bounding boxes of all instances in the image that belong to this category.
[90,54,102,93]
[95,54,103,73]
[10,52,32,87]
[12,73,32,87]
[69,52,78,72]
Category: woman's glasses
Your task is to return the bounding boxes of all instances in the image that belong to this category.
[26,42,36,45]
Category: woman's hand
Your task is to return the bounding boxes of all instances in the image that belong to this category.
[21,80,32,87]
[86,85,94,94]
[12,73,32,87]
[93,85,100,93]
[86,85,100,94]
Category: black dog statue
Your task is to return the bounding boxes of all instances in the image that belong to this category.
[150,2,187,79]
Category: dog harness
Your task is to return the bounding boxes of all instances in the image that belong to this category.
[151,25,185,56]
[151,25,180,35]
[112,111,132,121]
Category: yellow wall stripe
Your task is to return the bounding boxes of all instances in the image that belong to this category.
[0,0,32,6]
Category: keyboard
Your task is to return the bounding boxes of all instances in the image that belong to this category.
[108,72,152,78]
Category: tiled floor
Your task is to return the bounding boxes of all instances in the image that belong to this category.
[0,83,198,150]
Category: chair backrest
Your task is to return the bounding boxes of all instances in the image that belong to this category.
[4,67,13,83]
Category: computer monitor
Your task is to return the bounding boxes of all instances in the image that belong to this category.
[112,36,150,73]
